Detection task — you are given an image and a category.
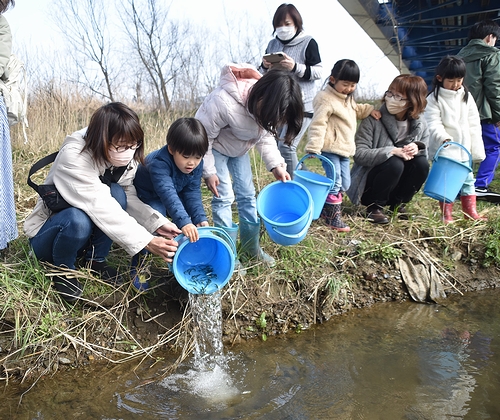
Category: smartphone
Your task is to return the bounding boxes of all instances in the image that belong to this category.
[263,53,285,63]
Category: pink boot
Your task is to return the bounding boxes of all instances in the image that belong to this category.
[460,195,487,221]
[438,201,453,224]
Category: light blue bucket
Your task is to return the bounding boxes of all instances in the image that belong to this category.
[256,181,313,246]
[423,141,472,204]
[169,227,236,294]
[294,154,335,219]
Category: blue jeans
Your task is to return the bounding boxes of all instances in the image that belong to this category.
[321,152,351,195]
[278,116,312,178]
[475,122,500,188]
[459,160,476,196]
[30,183,127,269]
[211,149,257,227]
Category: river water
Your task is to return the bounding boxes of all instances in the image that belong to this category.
[1,289,499,419]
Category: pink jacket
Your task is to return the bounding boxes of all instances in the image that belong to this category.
[195,63,286,178]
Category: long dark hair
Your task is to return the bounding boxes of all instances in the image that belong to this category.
[247,70,304,145]
[83,102,145,165]
[430,56,469,102]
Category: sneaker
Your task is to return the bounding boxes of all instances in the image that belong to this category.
[366,207,389,224]
[53,275,83,302]
[475,187,500,203]
[89,260,124,285]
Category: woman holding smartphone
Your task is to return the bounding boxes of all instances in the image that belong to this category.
[260,3,323,178]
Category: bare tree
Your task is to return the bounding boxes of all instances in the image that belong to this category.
[220,8,270,67]
[119,0,189,111]
[52,0,118,101]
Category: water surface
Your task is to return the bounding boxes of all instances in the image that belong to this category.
[1,289,499,419]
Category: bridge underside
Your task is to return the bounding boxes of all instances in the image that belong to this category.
[339,0,500,86]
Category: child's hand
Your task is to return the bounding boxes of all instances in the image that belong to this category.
[182,223,199,242]
[272,164,291,182]
[205,174,220,197]
[197,221,209,227]
[371,110,381,120]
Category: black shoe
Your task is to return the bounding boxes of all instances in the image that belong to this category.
[89,260,124,285]
[53,275,83,302]
[475,187,500,203]
[389,204,409,220]
[366,207,389,224]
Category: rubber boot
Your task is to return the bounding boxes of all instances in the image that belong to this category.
[218,223,247,276]
[324,203,350,232]
[239,218,275,268]
[439,201,454,224]
[460,195,487,221]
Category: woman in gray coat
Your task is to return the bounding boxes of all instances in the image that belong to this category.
[347,74,430,224]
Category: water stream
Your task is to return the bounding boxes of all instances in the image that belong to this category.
[1,289,500,419]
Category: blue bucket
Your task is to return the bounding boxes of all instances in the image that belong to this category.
[423,142,472,204]
[170,227,236,294]
[294,154,335,219]
[256,181,313,246]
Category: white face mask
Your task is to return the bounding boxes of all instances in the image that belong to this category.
[275,26,296,41]
[385,96,408,115]
[108,147,135,167]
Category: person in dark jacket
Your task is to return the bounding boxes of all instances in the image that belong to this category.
[132,117,209,291]
[458,20,500,202]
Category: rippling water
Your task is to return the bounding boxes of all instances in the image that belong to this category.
[2,289,499,419]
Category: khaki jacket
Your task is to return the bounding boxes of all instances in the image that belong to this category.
[306,84,374,157]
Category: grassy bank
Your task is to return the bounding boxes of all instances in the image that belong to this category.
[2,98,500,387]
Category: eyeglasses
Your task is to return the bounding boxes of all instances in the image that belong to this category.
[109,142,142,153]
[385,91,407,102]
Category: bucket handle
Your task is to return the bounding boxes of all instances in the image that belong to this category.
[173,226,237,257]
[433,141,472,169]
[270,204,313,240]
[296,153,336,185]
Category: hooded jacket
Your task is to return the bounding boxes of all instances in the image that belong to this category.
[347,105,429,205]
[195,63,286,179]
[305,84,374,157]
[24,129,170,256]
[458,39,500,124]
[424,87,485,163]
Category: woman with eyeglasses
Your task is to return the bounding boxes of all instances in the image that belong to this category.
[347,74,430,224]
[24,102,181,302]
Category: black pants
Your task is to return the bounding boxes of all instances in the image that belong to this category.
[361,155,429,208]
